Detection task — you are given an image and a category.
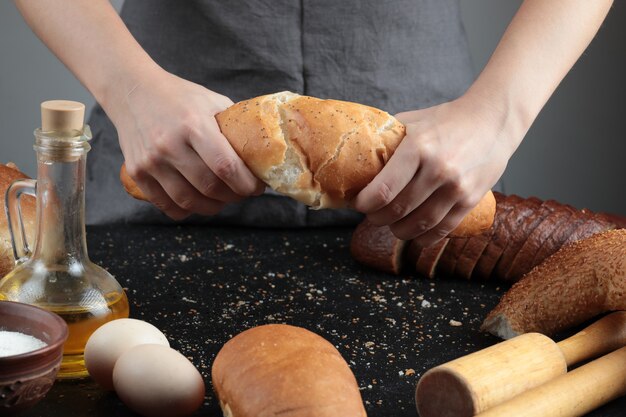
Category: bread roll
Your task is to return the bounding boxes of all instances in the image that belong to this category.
[217,91,404,208]
[211,324,366,417]
[121,92,496,234]
[0,163,36,278]
[482,229,626,338]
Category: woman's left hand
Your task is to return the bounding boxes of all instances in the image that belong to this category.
[353,94,519,246]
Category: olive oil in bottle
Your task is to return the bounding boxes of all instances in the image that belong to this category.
[0,101,129,378]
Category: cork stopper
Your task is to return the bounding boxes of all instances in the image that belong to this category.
[41,100,85,133]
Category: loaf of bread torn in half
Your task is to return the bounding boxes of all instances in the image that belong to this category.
[216,91,404,209]
[211,324,366,417]
[120,91,496,235]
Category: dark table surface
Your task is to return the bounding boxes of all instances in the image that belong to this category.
[23,224,626,417]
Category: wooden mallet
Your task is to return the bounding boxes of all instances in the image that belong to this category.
[415,311,626,417]
[476,345,626,417]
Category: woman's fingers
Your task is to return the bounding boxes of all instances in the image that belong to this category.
[353,130,421,213]
[151,164,226,217]
[173,146,245,204]
[191,117,265,197]
[129,172,191,220]
[388,187,466,244]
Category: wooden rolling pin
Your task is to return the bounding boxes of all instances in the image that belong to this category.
[415,312,626,417]
[476,346,626,417]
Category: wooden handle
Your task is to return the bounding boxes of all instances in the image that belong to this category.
[415,312,626,417]
[558,311,626,366]
[415,333,566,417]
[476,346,626,417]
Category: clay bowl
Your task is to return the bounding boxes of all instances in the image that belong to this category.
[0,301,68,415]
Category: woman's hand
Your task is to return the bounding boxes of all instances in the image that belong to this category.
[111,70,265,220]
[354,95,517,246]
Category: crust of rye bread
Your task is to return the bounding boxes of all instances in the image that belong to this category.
[530,207,588,268]
[492,196,544,281]
[482,229,626,338]
[350,219,407,275]
[435,237,468,277]
[474,194,523,279]
[414,238,450,279]
[505,200,571,282]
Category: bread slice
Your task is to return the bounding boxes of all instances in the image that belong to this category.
[436,237,468,277]
[505,200,569,281]
[350,219,407,275]
[562,211,615,246]
[600,212,626,229]
[455,232,493,280]
[474,194,523,279]
[529,204,581,268]
[492,196,544,281]
[482,229,626,338]
[414,238,450,279]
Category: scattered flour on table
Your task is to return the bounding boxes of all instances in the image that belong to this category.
[0,330,47,357]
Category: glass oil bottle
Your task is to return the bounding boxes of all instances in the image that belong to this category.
[0,100,129,378]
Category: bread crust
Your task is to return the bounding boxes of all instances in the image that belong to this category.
[493,196,544,281]
[474,194,522,279]
[216,92,405,208]
[120,92,496,236]
[414,238,450,279]
[211,324,367,417]
[505,200,568,281]
[482,229,626,338]
[350,218,407,275]
[436,237,468,277]
[0,164,36,277]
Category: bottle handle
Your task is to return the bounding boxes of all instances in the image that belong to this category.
[4,179,37,263]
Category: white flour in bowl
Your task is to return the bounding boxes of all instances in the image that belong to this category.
[0,330,47,357]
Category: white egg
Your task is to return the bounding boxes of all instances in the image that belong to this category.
[113,344,205,417]
[85,318,169,390]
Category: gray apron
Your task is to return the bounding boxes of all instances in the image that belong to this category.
[86,0,475,226]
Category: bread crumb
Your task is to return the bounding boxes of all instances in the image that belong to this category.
[421,300,431,308]
[405,368,416,376]
[449,319,462,327]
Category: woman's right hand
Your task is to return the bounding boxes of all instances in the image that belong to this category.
[109,69,265,220]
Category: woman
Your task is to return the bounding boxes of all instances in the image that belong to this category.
[14,0,613,246]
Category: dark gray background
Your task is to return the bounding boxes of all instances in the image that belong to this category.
[1,1,624,215]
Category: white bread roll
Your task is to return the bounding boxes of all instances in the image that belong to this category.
[216,91,404,208]
[211,324,367,417]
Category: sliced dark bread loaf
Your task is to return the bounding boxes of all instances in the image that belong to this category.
[436,237,468,277]
[562,211,615,246]
[474,194,524,279]
[600,212,626,229]
[350,219,407,275]
[414,238,450,279]
[530,204,586,268]
[455,230,493,280]
[505,200,572,281]
[492,196,544,281]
